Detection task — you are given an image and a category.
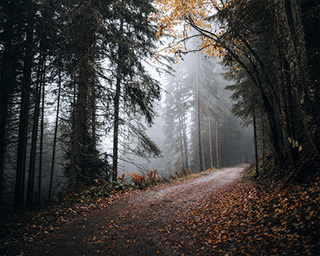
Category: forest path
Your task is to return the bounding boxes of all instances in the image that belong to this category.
[29,164,248,256]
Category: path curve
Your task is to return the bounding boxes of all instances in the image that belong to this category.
[29,164,248,256]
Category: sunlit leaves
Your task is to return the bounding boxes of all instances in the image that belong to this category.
[151,0,226,57]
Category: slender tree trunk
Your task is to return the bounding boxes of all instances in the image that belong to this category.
[112,76,121,181]
[179,116,185,169]
[208,117,213,169]
[112,17,124,181]
[262,116,266,167]
[14,0,34,210]
[37,66,45,206]
[0,44,11,212]
[49,70,61,200]
[216,120,220,169]
[201,130,205,171]
[223,117,227,167]
[91,88,97,152]
[26,54,43,208]
[253,107,259,177]
[197,53,204,172]
[182,116,189,170]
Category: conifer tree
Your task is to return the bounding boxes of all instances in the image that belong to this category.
[107,0,161,181]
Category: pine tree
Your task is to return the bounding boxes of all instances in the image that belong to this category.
[107,0,162,181]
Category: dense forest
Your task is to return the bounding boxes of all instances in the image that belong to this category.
[155,0,320,178]
[0,0,319,217]
[162,53,253,173]
[0,0,170,213]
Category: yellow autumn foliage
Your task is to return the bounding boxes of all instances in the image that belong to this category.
[151,0,228,58]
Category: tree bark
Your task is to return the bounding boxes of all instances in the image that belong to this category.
[197,53,204,172]
[273,0,320,158]
[49,70,61,200]
[0,30,13,211]
[14,0,34,210]
[26,53,43,208]
[71,29,91,186]
[182,116,189,170]
[271,8,297,166]
[37,66,45,206]
[112,17,124,182]
[208,118,213,169]
[216,120,220,169]
[253,107,259,177]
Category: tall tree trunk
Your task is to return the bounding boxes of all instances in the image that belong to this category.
[0,0,20,211]
[261,116,266,167]
[208,117,213,169]
[182,116,189,170]
[271,6,297,166]
[112,17,124,182]
[273,0,320,158]
[201,129,205,171]
[112,76,121,181]
[0,39,12,212]
[91,88,97,152]
[253,107,259,177]
[26,54,43,208]
[216,120,220,169]
[197,53,204,172]
[178,116,185,169]
[49,70,61,200]
[37,67,45,206]
[222,117,227,167]
[71,31,91,186]
[14,0,34,210]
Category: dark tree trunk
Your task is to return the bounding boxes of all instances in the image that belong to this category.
[0,0,21,211]
[253,107,259,177]
[0,37,13,211]
[14,0,34,210]
[197,54,204,172]
[26,56,43,208]
[273,0,320,158]
[112,75,121,181]
[261,116,266,167]
[37,67,45,206]
[271,4,297,167]
[49,71,61,200]
[71,30,91,186]
[112,17,124,182]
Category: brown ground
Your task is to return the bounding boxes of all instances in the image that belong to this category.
[27,165,247,256]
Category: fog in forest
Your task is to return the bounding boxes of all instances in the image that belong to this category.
[118,51,254,179]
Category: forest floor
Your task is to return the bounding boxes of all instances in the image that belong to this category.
[1,164,319,256]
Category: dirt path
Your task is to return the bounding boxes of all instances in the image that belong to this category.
[28,165,248,256]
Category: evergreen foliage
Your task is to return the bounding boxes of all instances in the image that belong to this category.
[0,0,165,214]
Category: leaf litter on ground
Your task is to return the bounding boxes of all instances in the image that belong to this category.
[1,172,319,256]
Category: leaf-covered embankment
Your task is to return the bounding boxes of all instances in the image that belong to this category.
[173,179,320,255]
